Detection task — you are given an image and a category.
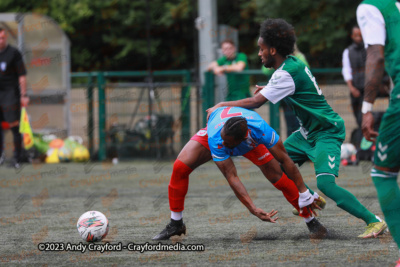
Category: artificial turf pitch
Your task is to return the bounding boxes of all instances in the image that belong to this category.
[0,159,398,266]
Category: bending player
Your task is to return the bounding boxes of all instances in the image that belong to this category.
[357,0,400,264]
[207,18,386,238]
[153,107,325,241]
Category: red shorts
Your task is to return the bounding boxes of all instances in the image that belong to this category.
[190,128,274,166]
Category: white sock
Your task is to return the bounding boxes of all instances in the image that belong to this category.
[171,211,183,220]
[304,216,314,223]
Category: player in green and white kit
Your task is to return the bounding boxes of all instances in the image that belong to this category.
[207,18,387,238]
[357,0,400,263]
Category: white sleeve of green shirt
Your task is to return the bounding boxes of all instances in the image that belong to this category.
[357,4,386,48]
[259,70,295,104]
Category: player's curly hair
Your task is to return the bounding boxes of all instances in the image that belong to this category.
[223,117,248,140]
[259,18,296,57]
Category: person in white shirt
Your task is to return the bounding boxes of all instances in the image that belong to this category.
[341,26,365,147]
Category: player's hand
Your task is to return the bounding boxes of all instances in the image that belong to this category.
[253,208,279,223]
[362,112,378,142]
[21,96,30,107]
[298,189,314,208]
[213,66,225,76]
[298,189,321,217]
[350,86,361,98]
[302,202,321,217]
[254,85,264,95]
[206,105,219,122]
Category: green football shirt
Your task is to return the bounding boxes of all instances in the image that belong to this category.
[217,52,250,101]
[358,0,400,107]
[259,56,345,141]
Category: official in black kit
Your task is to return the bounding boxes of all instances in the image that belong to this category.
[0,28,29,168]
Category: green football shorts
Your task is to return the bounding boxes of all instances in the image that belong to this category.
[374,106,400,169]
[284,130,343,177]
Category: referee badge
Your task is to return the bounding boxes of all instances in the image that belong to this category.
[0,62,6,71]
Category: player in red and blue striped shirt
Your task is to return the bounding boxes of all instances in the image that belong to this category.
[153,107,325,240]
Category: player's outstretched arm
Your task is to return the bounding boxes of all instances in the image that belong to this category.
[214,158,278,223]
[206,93,268,121]
[268,140,320,215]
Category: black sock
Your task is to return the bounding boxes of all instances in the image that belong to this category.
[306,218,316,224]
[11,126,22,161]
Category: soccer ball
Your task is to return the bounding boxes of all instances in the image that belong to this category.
[341,143,357,160]
[72,146,90,162]
[58,146,72,162]
[77,211,109,242]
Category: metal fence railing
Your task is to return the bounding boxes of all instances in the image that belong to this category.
[68,68,389,162]
[71,70,192,161]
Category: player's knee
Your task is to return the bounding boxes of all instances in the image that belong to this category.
[169,160,193,186]
[172,159,192,176]
[271,162,283,178]
[260,160,282,183]
[268,168,283,183]
[172,160,181,173]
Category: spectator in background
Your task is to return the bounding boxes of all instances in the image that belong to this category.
[207,39,250,101]
[261,44,308,138]
[342,26,365,148]
[0,28,29,168]
[342,25,390,149]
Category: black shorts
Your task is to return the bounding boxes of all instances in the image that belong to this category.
[0,88,21,123]
[0,102,21,123]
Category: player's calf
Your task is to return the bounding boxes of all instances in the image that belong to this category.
[168,160,193,212]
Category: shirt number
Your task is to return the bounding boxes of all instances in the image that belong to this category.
[305,66,322,95]
[220,107,243,119]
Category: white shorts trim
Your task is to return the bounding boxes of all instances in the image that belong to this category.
[316,173,336,178]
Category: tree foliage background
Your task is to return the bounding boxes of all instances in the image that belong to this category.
[0,0,360,71]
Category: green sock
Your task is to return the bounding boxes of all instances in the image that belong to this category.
[316,174,378,225]
[371,168,400,249]
[304,183,315,195]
